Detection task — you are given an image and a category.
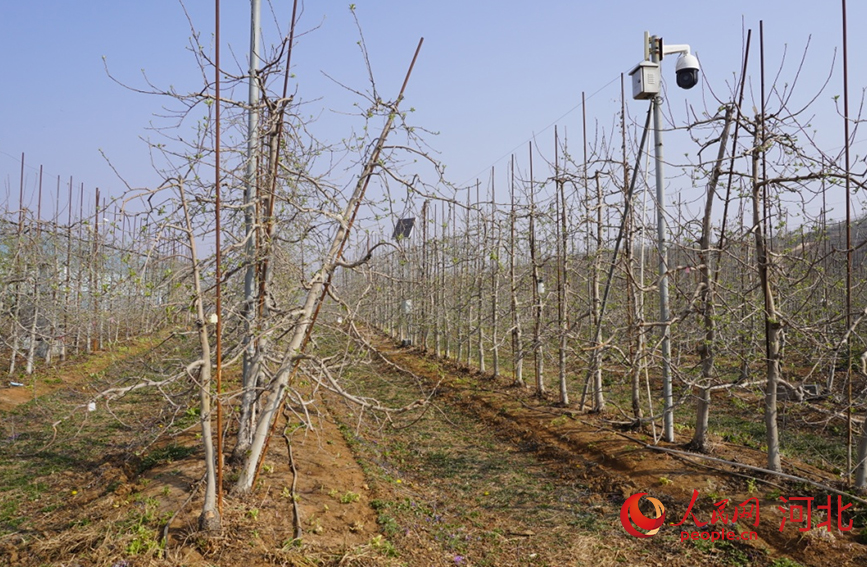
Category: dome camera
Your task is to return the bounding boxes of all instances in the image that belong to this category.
[675,53,700,90]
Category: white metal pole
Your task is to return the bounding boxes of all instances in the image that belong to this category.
[651,36,675,442]
[243,0,261,378]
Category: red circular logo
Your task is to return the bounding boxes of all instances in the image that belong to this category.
[620,493,666,538]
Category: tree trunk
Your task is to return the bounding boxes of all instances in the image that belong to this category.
[509,157,524,387]
[528,143,544,397]
[234,71,415,492]
[476,183,485,373]
[854,417,867,487]
[491,196,501,378]
[177,180,221,532]
[751,120,782,473]
[555,129,569,405]
[591,174,604,411]
[25,301,39,375]
[690,105,734,453]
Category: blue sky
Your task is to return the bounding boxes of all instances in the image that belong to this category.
[1,1,864,222]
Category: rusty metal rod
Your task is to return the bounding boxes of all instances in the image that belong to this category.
[214,0,223,514]
[842,0,854,486]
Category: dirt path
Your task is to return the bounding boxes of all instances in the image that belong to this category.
[338,331,867,567]
[4,329,865,566]
[0,336,383,567]
[0,336,163,412]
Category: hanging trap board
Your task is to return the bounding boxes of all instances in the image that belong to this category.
[392,217,416,241]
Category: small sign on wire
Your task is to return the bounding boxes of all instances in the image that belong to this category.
[392,217,416,241]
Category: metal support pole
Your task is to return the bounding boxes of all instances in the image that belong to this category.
[242,0,261,385]
[651,36,675,442]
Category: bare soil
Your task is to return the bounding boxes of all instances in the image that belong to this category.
[334,332,867,567]
[1,330,865,566]
[0,339,160,413]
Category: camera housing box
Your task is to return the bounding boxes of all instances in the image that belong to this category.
[629,61,660,100]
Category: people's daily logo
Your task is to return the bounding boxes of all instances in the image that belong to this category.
[620,492,666,538]
[620,490,851,542]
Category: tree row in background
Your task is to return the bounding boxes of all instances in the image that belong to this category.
[347,44,867,487]
[1,158,179,376]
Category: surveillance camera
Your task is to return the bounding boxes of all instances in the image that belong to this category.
[675,53,700,90]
